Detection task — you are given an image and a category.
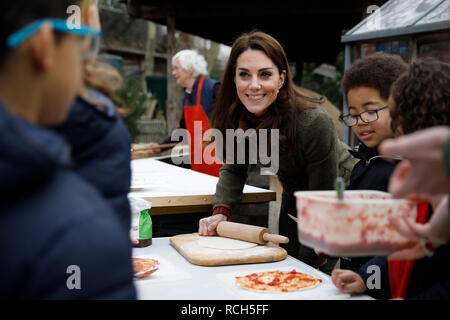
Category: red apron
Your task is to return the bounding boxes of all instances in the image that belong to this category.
[388,201,429,299]
[183,76,222,177]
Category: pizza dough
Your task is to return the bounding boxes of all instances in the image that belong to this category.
[196,236,258,250]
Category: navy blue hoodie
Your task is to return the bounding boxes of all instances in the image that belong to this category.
[51,89,132,232]
[0,101,136,299]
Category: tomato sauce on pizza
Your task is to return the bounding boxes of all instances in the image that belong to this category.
[132,258,159,279]
[235,269,322,292]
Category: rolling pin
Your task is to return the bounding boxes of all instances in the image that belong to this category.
[216,221,289,245]
[132,142,177,152]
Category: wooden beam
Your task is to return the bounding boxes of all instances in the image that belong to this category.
[165,14,178,135]
[144,191,276,215]
[130,1,365,19]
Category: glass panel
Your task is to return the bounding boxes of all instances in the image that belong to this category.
[416,0,450,24]
[351,0,444,35]
[376,40,410,60]
[419,41,450,61]
[359,40,410,60]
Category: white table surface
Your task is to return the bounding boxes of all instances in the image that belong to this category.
[129,158,276,215]
[130,158,274,197]
[133,237,373,300]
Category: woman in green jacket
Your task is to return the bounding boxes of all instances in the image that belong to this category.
[198,31,356,273]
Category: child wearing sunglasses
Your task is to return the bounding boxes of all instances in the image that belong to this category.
[337,52,409,272]
[0,0,135,299]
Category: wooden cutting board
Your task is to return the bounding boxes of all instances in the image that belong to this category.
[170,233,287,266]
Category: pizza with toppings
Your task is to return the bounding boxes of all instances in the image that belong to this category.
[235,269,322,292]
[132,258,159,279]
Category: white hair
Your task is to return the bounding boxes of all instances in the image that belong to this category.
[172,49,208,77]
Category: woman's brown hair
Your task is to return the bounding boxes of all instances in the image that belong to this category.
[211,31,323,156]
[390,57,450,135]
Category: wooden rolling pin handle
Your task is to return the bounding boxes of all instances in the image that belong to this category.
[262,233,289,244]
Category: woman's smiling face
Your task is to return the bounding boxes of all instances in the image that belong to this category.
[234,49,285,117]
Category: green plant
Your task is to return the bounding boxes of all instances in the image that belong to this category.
[115,76,148,141]
[302,51,345,111]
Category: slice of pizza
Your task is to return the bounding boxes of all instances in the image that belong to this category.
[236,269,322,292]
[132,258,160,279]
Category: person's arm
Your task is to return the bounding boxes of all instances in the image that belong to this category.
[379,126,450,198]
[212,163,249,209]
[198,163,249,235]
[388,196,450,261]
[336,139,358,188]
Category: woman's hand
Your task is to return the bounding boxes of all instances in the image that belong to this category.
[146,142,161,154]
[331,269,366,293]
[379,126,450,198]
[388,196,450,260]
[198,214,227,236]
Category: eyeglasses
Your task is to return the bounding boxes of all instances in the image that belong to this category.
[6,18,101,59]
[340,105,389,127]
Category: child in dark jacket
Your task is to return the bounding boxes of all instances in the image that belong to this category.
[338,52,409,271]
[50,0,132,233]
[332,57,450,299]
[0,0,135,299]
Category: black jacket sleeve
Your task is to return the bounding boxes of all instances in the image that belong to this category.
[356,256,391,300]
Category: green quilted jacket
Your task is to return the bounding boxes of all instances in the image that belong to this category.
[212,106,357,211]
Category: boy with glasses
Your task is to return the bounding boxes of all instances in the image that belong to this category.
[333,58,450,300]
[0,0,135,299]
[337,52,408,272]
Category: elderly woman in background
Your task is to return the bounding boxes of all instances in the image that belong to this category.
[150,49,222,176]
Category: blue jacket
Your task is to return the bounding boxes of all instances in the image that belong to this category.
[51,89,132,232]
[0,101,136,299]
[348,142,397,192]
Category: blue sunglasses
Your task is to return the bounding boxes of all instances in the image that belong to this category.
[6,18,101,49]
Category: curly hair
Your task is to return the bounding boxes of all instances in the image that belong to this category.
[390,58,450,135]
[341,52,408,100]
[172,49,208,77]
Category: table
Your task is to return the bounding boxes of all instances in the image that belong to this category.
[133,237,373,300]
[129,158,276,215]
